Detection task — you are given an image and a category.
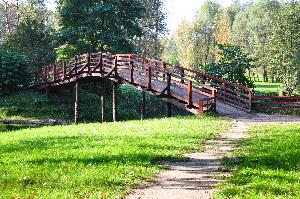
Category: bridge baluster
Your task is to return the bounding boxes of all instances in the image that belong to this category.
[188,80,193,107]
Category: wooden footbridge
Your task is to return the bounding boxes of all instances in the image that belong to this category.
[34,52,254,123]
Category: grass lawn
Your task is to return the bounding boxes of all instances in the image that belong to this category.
[216,124,300,199]
[254,82,282,95]
[0,115,230,198]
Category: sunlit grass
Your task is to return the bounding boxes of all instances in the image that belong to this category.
[1,115,230,198]
[254,82,282,95]
[216,124,300,199]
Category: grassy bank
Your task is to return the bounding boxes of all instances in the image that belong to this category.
[0,115,230,198]
[217,124,300,198]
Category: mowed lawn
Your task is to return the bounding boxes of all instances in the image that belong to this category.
[254,82,282,95]
[1,116,230,198]
[217,124,300,199]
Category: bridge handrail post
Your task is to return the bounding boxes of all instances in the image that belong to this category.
[188,80,193,107]
[180,68,185,84]
[163,62,167,81]
[130,55,134,83]
[52,64,56,82]
[74,55,78,77]
[147,60,152,90]
[167,72,171,97]
[87,53,91,75]
[63,60,67,80]
[248,89,254,112]
[114,56,118,76]
[43,67,47,83]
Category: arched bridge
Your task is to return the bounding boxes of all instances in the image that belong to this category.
[34,52,254,122]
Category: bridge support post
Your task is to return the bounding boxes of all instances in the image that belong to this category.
[74,81,79,124]
[100,78,105,123]
[166,102,171,117]
[112,81,118,122]
[141,91,145,120]
[45,87,48,101]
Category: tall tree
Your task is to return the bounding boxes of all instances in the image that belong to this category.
[191,0,221,68]
[133,0,166,58]
[57,0,145,56]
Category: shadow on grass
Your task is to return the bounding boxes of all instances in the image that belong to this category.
[0,124,36,133]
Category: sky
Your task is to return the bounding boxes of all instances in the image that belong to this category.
[46,0,249,34]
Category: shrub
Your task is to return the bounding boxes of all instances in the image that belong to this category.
[0,50,30,95]
[206,44,256,88]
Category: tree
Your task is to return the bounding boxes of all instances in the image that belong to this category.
[133,0,166,58]
[206,44,256,88]
[191,0,221,68]
[161,36,179,65]
[56,0,145,56]
[0,49,29,95]
[173,20,195,68]
[2,17,56,71]
[267,1,300,87]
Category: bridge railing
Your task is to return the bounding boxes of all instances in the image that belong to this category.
[115,54,217,112]
[34,51,254,112]
[161,64,254,112]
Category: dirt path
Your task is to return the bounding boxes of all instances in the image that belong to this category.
[125,102,300,199]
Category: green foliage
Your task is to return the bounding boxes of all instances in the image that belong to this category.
[2,18,55,71]
[56,0,145,56]
[206,44,256,88]
[216,124,300,198]
[0,116,230,198]
[0,50,29,95]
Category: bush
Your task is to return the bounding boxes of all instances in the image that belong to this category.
[206,44,256,88]
[0,50,30,95]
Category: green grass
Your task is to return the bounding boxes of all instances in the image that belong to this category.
[0,115,230,198]
[217,124,300,199]
[254,82,282,95]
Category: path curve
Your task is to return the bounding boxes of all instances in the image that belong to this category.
[126,102,300,199]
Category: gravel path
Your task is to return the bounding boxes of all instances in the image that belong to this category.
[125,101,300,199]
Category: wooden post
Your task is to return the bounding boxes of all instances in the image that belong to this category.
[163,62,167,81]
[112,81,118,122]
[74,81,79,124]
[114,56,118,76]
[130,56,134,84]
[100,78,105,123]
[248,89,254,112]
[180,68,185,84]
[99,53,103,73]
[188,80,193,107]
[198,98,204,115]
[63,60,67,80]
[74,55,78,77]
[166,73,172,117]
[45,87,48,101]
[87,53,91,75]
[212,89,217,111]
[43,67,47,83]
[52,64,56,82]
[147,63,152,90]
[141,91,145,120]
